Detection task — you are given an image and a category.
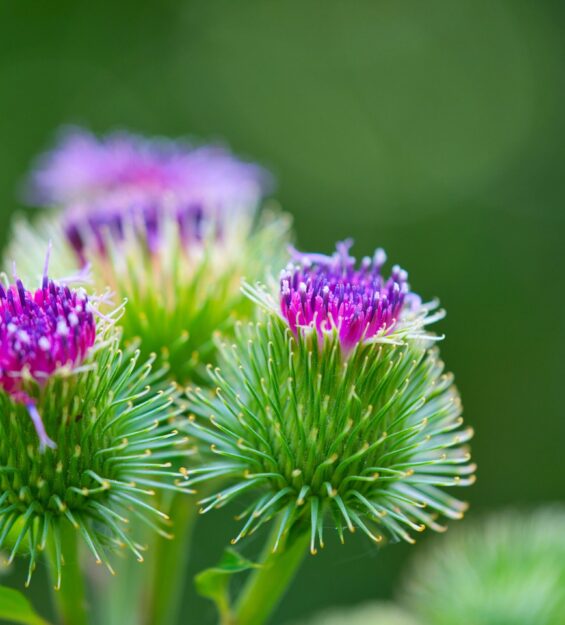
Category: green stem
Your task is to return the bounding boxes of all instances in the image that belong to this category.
[233,525,309,625]
[46,521,89,625]
[144,493,198,625]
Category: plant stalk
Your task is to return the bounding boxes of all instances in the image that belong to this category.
[233,524,309,625]
[46,521,89,625]
[144,493,198,625]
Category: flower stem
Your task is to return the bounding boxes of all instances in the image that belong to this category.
[46,521,89,625]
[233,524,309,625]
[144,493,198,625]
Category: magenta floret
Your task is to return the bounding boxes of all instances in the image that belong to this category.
[280,240,415,351]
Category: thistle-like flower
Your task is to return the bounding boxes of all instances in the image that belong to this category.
[7,127,291,383]
[0,263,190,587]
[187,241,475,554]
[402,508,565,625]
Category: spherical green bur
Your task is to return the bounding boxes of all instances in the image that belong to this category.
[187,314,475,554]
[0,334,191,587]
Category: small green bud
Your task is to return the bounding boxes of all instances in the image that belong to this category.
[403,508,565,625]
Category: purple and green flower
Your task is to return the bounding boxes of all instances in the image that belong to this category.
[187,241,474,625]
[0,261,190,593]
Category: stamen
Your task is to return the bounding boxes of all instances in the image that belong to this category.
[26,403,57,452]
[280,241,415,352]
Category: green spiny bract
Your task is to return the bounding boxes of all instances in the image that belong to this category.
[0,322,191,587]
[91,209,292,384]
[186,311,475,555]
[402,508,565,625]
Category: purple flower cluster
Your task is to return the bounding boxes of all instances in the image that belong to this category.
[28,127,271,262]
[280,240,414,351]
[0,274,96,449]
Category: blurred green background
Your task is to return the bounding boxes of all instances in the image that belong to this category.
[0,1,564,623]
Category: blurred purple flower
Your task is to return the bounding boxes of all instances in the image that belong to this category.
[28,126,270,207]
[27,127,272,261]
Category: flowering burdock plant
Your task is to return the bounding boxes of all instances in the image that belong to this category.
[8,127,290,385]
[187,241,475,625]
[402,508,565,625]
[0,260,190,625]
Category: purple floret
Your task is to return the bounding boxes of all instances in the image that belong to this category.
[280,240,415,352]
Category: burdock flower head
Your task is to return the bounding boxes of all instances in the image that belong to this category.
[0,259,190,587]
[28,127,272,267]
[187,241,475,555]
[8,127,291,384]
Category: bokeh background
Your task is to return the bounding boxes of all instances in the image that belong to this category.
[0,1,564,623]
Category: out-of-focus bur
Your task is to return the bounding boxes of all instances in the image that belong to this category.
[286,602,421,625]
[402,507,565,625]
[7,127,292,384]
[0,265,191,587]
[186,240,475,555]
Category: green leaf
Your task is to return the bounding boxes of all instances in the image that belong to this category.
[195,548,259,618]
[0,585,51,625]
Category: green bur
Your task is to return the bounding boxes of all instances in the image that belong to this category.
[186,306,475,625]
[0,324,190,624]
